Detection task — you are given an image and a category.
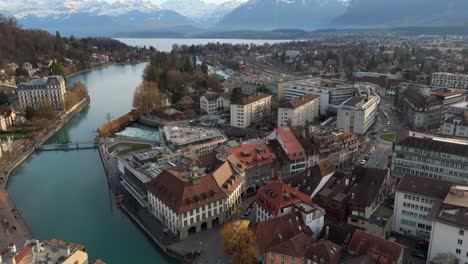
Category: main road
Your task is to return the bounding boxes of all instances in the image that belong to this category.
[6,63,175,263]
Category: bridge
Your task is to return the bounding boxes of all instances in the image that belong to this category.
[36,141,98,151]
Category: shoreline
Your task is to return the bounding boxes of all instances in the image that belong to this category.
[67,60,149,79]
[0,97,90,252]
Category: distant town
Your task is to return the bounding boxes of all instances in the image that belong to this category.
[1,16,468,264]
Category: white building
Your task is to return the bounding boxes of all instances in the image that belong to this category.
[427,186,468,264]
[255,179,325,238]
[200,93,230,115]
[431,72,468,91]
[17,76,67,109]
[443,112,468,138]
[391,132,468,184]
[336,96,379,134]
[393,175,452,240]
[277,94,320,127]
[145,167,228,240]
[277,78,356,115]
[230,94,272,128]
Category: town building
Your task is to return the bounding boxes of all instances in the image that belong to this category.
[22,62,33,71]
[427,186,468,264]
[4,239,89,264]
[277,78,356,115]
[431,72,468,91]
[336,96,379,134]
[266,127,310,177]
[277,94,320,127]
[284,160,336,199]
[230,93,271,128]
[255,178,325,237]
[145,166,228,240]
[17,76,67,109]
[443,111,468,138]
[345,167,390,234]
[345,229,405,264]
[254,213,343,264]
[306,126,360,168]
[397,85,443,130]
[391,132,468,184]
[446,101,468,118]
[392,175,452,240]
[352,71,403,96]
[314,167,389,225]
[162,125,226,156]
[222,139,274,193]
[199,93,230,115]
[433,90,466,114]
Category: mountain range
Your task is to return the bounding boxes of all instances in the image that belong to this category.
[1,0,468,37]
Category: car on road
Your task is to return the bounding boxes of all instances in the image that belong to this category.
[387,121,391,126]
[383,128,388,133]
[243,207,252,217]
[360,159,367,165]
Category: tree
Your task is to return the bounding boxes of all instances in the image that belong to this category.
[15,68,29,77]
[25,106,35,120]
[0,92,10,106]
[221,221,256,264]
[133,81,168,115]
[200,61,208,75]
[230,87,243,104]
[431,252,460,264]
[49,62,66,79]
[256,85,271,94]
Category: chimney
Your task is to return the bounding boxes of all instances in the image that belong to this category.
[325,226,330,240]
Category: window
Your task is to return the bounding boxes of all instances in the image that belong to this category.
[460,230,465,236]
[458,239,463,245]
[456,249,461,254]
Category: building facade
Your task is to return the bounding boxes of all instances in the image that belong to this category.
[17,76,67,109]
[277,78,356,115]
[200,93,230,115]
[336,96,379,134]
[427,186,468,264]
[277,94,320,127]
[392,175,452,240]
[431,72,468,91]
[443,112,468,138]
[230,94,272,128]
[391,132,468,184]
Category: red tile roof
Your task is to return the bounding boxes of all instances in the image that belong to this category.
[267,233,316,258]
[254,212,311,256]
[275,127,306,160]
[15,246,33,263]
[229,141,274,170]
[256,179,314,216]
[348,230,404,264]
[145,167,227,214]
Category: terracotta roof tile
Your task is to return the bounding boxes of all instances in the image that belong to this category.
[229,141,274,169]
[348,230,404,264]
[256,179,314,216]
[275,127,306,160]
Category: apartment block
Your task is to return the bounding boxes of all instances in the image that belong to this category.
[278,94,320,127]
[431,72,468,91]
[17,76,67,109]
[230,94,272,128]
[336,96,379,134]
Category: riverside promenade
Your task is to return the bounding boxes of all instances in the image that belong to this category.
[0,97,90,253]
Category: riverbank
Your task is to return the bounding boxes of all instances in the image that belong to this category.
[67,59,149,79]
[0,97,90,254]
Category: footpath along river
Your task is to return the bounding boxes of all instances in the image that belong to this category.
[6,62,176,263]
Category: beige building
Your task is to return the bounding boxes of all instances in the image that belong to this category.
[17,76,67,109]
[277,94,320,127]
[431,72,468,91]
[336,96,379,134]
[230,94,272,128]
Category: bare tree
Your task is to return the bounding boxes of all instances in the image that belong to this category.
[133,81,168,115]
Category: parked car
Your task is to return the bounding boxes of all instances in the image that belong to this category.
[360,159,367,165]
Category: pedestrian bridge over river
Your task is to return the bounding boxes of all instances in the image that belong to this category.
[36,141,98,151]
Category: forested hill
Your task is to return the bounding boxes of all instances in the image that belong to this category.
[0,15,141,68]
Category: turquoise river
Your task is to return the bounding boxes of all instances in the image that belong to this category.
[6,62,176,263]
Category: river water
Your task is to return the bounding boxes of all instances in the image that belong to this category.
[7,62,175,263]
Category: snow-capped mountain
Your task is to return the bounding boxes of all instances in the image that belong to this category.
[0,0,198,36]
[162,0,245,26]
[219,0,348,29]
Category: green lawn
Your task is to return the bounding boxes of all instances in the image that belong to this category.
[107,141,152,156]
[380,133,396,142]
[0,131,31,139]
